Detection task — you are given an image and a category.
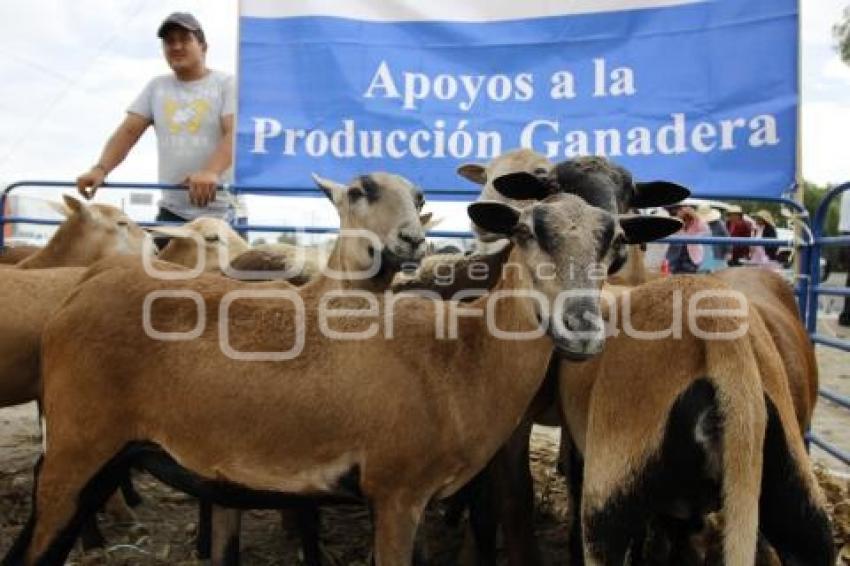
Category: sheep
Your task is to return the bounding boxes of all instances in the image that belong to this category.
[0,245,40,265]
[388,148,552,298]
[399,152,686,301]
[228,213,438,287]
[558,275,834,565]
[459,147,552,204]
[474,158,830,565]
[589,245,818,435]
[2,187,671,565]
[0,196,153,549]
[15,195,146,268]
[426,154,690,565]
[0,195,152,407]
[596,241,818,433]
[153,216,252,272]
[150,216,326,289]
[198,172,429,564]
[713,267,818,432]
[0,268,88,407]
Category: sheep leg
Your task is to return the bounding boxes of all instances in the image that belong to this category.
[563,435,585,566]
[119,472,143,507]
[211,507,242,566]
[371,495,426,566]
[196,500,213,558]
[2,456,42,566]
[64,477,137,551]
[466,467,498,566]
[757,397,834,566]
[9,445,130,565]
[492,419,542,566]
[292,502,322,566]
[78,517,105,551]
[581,491,647,566]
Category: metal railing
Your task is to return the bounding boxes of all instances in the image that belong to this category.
[0,181,477,247]
[802,183,850,466]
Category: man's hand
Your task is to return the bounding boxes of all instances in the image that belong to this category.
[185,170,219,207]
[76,166,107,200]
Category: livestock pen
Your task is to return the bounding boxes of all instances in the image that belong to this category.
[0,178,848,564]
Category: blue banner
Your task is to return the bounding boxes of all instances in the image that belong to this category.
[236,0,798,199]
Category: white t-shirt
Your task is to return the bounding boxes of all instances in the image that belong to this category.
[128,70,242,220]
[840,188,850,233]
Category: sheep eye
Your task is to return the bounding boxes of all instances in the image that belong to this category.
[116,220,128,227]
[348,187,366,201]
[204,235,220,243]
[533,167,548,176]
[514,223,533,241]
[414,191,425,210]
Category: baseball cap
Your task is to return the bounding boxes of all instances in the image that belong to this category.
[157,12,203,38]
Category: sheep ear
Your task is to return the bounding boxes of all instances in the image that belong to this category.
[618,215,682,244]
[62,194,88,218]
[632,181,690,208]
[46,200,72,218]
[492,172,551,201]
[420,213,444,231]
[468,201,521,236]
[457,163,487,185]
[311,173,348,205]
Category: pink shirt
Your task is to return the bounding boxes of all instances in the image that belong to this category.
[681,217,711,265]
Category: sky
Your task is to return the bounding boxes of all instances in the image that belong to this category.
[0,1,848,233]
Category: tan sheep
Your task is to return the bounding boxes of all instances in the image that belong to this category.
[16,195,146,268]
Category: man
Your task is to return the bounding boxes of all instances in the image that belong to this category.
[76,12,240,223]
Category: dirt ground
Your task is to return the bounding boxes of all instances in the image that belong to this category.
[1,318,849,564]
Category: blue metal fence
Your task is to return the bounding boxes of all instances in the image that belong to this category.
[2,180,848,465]
[803,183,850,466]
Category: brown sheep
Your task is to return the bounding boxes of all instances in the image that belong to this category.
[15,195,146,268]
[559,275,833,565]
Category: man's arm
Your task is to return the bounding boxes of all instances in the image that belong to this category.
[185,114,234,207]
[76,113,151,199]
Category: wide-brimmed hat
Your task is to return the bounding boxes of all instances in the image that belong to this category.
[696,204,721,223]
[752,209,775,226]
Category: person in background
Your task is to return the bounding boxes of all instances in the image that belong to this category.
[696,203,730,271]
[642,207,671,272]
[726,204,752,266]
[839,189,850,327]
[749,209,778,265]
[75,12,242,227]
[666,205,711,273]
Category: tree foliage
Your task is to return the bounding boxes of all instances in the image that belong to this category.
[834,6,850,66]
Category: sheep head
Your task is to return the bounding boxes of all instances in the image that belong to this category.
[312,172,428,274]
[153,216,251,272]
[18,195,146,268]
[492,155,690,215]
[468,193,680,360]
